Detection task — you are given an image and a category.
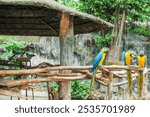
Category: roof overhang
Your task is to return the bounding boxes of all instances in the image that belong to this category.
[0,0,114,36]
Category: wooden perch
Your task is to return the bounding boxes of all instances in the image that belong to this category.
[113,77,136,87]
[7,75,88,87]
[35,73,80,77]
[0,89,27,99]
[104,65,139,70]
[0,66,92,75]
[0,65,140,76]
[96,79,108,86]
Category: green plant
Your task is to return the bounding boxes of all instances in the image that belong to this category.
[95,33,111,49]
[51,81,59,92]
[71,80,89,99]
[0,36,26,60]
[128,27,149,36]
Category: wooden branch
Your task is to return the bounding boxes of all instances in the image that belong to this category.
[7,75,88,87]
[0,66,92,75]
[74,69,110,83]
[0,89,27,99]
[104,65,139,70]
[35,73,81,77]
[95,79,108,86]
[113,77,136,87]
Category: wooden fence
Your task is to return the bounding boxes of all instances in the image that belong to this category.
[0,65,149,100]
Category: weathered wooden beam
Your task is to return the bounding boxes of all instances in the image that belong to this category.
[0,65,140,76]
[107,71,113,100]
[104,65,139,70]
[59,12,74,100]
[113,77,136,87]
[0,66,92,76]
[36,73,81,77]
[95,80,108,86]
[0,89,27,99]
[7,75,87,87]
[142,68,149,97]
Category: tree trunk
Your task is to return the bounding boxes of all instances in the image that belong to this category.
[107,9,126,93]
[59,12,74,100]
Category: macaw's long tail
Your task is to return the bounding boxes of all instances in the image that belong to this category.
[138,70,143,97]
[89,69,98,94]
[127,69,132,96]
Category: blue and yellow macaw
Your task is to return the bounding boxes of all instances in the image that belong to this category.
[121,50,136,65]
[136,51,147,68]
[121,50,136,96]
[136,51,147,97]
[89,47,109,93]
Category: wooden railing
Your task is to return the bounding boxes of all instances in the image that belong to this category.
[0,65,149,100]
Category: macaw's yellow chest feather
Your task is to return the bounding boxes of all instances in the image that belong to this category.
[125,52,132,65]
[99,53,106,65]
[138,56,146,68]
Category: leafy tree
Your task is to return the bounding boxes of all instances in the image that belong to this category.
[74,0,150,22]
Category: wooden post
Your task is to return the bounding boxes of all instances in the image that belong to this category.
[59,12,74,100]
[142,68,148,98]
[107,71,113,100]
[47,82,51,100]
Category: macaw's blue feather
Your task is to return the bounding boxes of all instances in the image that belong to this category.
[121,51,125,61]
[90,51,103,93]
[91,51,102,72]
[89,47,109,95]
[121,51,125,64]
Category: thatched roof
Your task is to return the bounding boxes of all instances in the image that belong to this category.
[0,0,114,36]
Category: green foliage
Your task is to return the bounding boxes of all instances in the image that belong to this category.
[77,0,150,22]
[127,27,149,36]
[55,0,79,9]
[56,0,149,25]
[49,80,90,99]
[95,33,111,49]
[56,0,149,47]
[71,80,89,99]
[51,82,59,92]
[0,36,26,60]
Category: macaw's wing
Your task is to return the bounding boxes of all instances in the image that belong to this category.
[91,51,102,72]
[121,51,126,64]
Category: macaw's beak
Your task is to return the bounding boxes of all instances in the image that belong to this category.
[104,49,109,53]
[105,50,109,53]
